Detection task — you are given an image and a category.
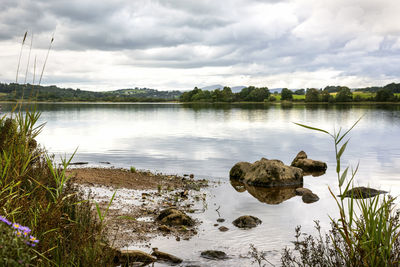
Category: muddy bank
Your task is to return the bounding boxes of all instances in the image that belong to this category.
[67,168,209,249]
[67,167,206,190]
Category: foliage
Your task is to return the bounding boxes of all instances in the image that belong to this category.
[281,118,400,266]
[281,88,293,101]
[375,88,395,102]
[130,166,136,173]
[180,86,270,102]
[294,89,305,95]
[0,107,115,266]
[335,87,353,102]
[305,88,320,102]
[0,83,181,102]
[0,219,37,266]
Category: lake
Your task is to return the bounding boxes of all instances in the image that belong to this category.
[1,102,400,266]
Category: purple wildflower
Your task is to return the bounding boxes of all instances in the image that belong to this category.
[29,236,39,247]
[0,215,11,225]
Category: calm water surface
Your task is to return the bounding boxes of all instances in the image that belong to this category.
[1,103,400,266]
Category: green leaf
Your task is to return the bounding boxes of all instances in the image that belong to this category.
[293,122,330,135]
[337,140,349,160]
[339,166,349,187]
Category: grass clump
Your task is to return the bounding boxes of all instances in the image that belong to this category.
[278,119,400,266]
[0,107,116,266]
[130,166,137,173]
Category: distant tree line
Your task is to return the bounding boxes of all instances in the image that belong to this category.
[180,86,271,102]
[0,83,182,102]
[181,83,400,103]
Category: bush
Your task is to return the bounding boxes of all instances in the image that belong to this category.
[0,107,115,266]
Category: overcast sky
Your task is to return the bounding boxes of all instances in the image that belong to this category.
[1,0,400,91]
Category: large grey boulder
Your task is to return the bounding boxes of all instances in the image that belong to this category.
[291,151,327,174]
[229,158,303,187]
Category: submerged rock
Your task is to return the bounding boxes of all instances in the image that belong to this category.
[218,226,229,232]
[230,158,303,187]
[291,151,327,174]
[295,187,319,203]
[200,250,228,260]
[295,188,313,196]
[114,249,156,265]
[232,215,262,229]
[156,208,195,226]
[302,192,320,203]
[339,187,388,199]
[151,248,183,264]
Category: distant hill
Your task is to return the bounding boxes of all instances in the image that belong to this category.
[0,83,182,102]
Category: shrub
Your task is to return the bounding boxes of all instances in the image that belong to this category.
[281,119,400,266]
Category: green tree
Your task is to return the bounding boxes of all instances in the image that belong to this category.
[335,87,353,102]
[321,91,334,102]
[281,88,293,101]
[305,88,320,102]
[221,87,234,102]
[294,89,305,95]
[375,88,394,102]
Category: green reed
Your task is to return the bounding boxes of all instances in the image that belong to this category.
[280,119,400,266]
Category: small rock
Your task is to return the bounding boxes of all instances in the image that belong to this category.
[151,248,183,264]
[232,215,262,229]
[156,208,195,226]
[291,151,327,174]
[189,174,194,178]
[158,225,172,233]
[216,218,225,223]
[200,250,228,260]
[213,223,219,227]
[70,162,89,165]
[302,192,320,203]
[99,161,111,164]
[176,236,181,241]
[339,187,387,199]
[218,226,229,232]
[115,249,156,265]
[295,188,313,196]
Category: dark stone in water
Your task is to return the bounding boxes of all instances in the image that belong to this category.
[339,187,387,199]
[232,215,262,229]
[70,162,89,165]
[302,192,319,203]
[291,151,327,174]
[151,248,183,264]
[218,226,229,232]
[99,161,111,164]
[156,208,195,226]
[200,250,228,260]
[216,218,225,223]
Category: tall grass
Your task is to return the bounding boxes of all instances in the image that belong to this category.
[279,119,400,266]
[0,32,116,266]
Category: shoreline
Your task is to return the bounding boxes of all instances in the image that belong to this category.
[67,167,210,248]
[1,100,400,105]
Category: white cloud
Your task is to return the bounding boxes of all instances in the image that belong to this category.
[0,0,400,90]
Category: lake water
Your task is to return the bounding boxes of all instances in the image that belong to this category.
[1,102,400,266]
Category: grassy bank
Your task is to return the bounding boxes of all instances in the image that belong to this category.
[0,106,115,266]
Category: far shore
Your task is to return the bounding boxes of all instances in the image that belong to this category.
[1,100,400,105]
